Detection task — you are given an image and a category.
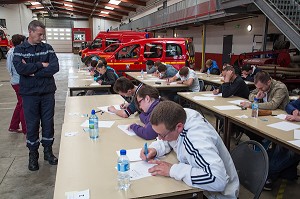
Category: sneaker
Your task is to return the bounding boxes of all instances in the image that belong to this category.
[263,179,273,191]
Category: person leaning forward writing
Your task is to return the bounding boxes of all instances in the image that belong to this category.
[13,20,59,171]
[140,101,239,199]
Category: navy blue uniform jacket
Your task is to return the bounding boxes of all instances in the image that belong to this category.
[13,40,59,96]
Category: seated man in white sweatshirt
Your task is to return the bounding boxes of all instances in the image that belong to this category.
[140,101,239,199]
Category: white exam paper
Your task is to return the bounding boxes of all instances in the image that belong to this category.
[213,105,241,110]
[267,121,300,131]
[192,96,215,101]
[90,82,99,86]
[117,125,136,136]
[142,79,164,82]
[65,189,90,199]
[80,120,115,128]
[236,115,248,118]
[116,148,142,162]
[274,114,287,120]
[130,161,155,180]
[294,129,300,139]
[287,140,300,148]
[211,79,221,82]
[201,93,222,97]
[228,100,248,105]
[97,105,121,114]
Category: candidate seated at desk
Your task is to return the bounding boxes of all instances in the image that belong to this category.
[156,63,178,79]
[240,71,290,143]
[264,98,300,191]
[128,85,161,140]
[94,61,118,92]
[213,65,249,99]
[140,101,239,199]
[108,77,143,118]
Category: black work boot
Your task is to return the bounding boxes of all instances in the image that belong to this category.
[28,150,39,171]
[44,146,58,165]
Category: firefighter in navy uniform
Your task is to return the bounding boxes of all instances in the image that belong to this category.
[13,20,59,171]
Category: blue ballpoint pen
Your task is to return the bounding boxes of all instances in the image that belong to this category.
[144,142,148,162]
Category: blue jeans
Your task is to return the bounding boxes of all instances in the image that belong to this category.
[268,145,300,181]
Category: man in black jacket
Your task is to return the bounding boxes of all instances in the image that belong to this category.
[13,20,59,171]
[213,65,249,99]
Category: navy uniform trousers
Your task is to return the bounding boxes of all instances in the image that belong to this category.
[22,93,55,151]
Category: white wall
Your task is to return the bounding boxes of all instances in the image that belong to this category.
[156,15,283,55]
[0,4,32,38]
[92,18,120,38]
[74,20,89,28]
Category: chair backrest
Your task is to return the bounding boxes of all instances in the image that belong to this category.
[230,140,269,199]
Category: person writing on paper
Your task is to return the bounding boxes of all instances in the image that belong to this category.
[95,62,118,86]
[108,77,143,118]
[128,85,160,140]
[167,67,200,92]
[240,71,289,110]
[285,98,300,122]
[140,101,239,199]
[200,59,220,75]
[241,64,261,82]
[213,65,249,99]
[157,63,178,79]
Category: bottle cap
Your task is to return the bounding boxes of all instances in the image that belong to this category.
[91,109,95,115]
[254,97,258,101]
[120,149,126,155]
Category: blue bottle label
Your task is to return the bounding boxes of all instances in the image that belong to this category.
[118,163,129,172]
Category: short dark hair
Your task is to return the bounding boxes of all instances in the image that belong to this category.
[113,77,134,93]
[11,34,25,46]
[28,20,45,31]
[146,60,154,66]
[223,65,235,73]
[150,101,186,131]
[154,61,161,67]
[254,71,271,84]
[90,60,98,68]
[179,67,189,76]
[98,57,107,66]
[96,61,107,69]
[157,63,167,72]
[241,64,252,72]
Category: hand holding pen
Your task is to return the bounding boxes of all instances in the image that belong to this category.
[120,100,127,109]
[140,144,157,161]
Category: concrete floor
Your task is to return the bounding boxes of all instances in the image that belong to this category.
[0,53,298,199]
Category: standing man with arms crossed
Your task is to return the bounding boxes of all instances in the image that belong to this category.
[13,20,59,171]
[141,101,239,199]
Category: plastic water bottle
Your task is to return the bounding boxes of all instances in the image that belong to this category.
[89,109,99,139]
[117,149,130,190]
[141,69,144,78]
[207,68,210,77]
[251,98,259,118]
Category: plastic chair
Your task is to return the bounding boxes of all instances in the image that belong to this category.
[231,140,269,199]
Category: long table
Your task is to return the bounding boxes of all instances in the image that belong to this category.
[195,72,254,89]
[64,95,138,123]
[54,120,203,199]
[125,72,189,91]
[178,91,300,154]
[68,78,111,96]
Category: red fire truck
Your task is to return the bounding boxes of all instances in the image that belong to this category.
[0,27,10,60]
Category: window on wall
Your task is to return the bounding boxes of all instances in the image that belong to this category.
[46,28,71,41]
[166,43,182,57]
[0,19,6,28]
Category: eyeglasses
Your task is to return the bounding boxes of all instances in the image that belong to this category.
[137,98,145,106]
[158,130,173,139]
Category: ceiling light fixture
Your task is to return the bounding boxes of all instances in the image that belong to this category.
[105,6,114,10]
[64,3,73,7]
[247,24,252,32]
[109,0,121,5]
[101,11,109,14]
